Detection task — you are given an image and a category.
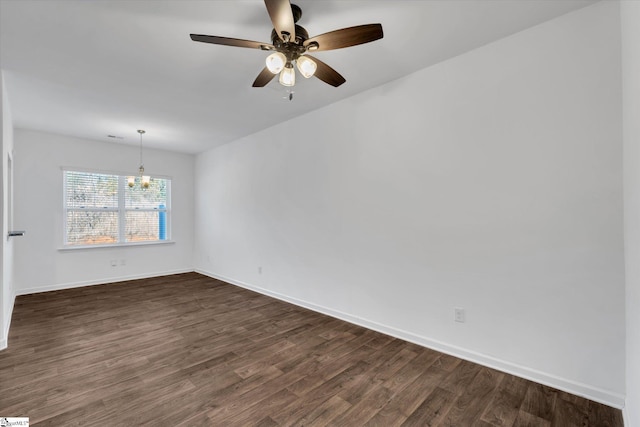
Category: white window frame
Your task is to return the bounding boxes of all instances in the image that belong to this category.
[62,168,172,248]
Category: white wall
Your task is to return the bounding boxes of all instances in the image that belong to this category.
[622,0,640,424]
[12,129,195,294]
[194,1,625,406]
[1,71,16,350]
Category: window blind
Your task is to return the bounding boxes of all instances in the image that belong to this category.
[63,170,170,246]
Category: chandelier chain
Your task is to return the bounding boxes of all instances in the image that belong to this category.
[138,129,145,169]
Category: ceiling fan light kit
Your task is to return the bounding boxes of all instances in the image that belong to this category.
[190,0,383,91]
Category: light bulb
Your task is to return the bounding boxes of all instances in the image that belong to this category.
[296,56,317,78]
[141,176,150,189]
[266,52,286,74]
[127,176,135,187]
[279,64,295,87]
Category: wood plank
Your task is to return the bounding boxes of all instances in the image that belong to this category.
[521,382,558,422]
[513,409,552,427]
[588,400,625,427]
[480,374,529,426]
[551,395,589,427]
[440,367,503,425]
[401,386,458,426]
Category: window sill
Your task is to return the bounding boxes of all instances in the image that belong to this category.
[58,240,175,251]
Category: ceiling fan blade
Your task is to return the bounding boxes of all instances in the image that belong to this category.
[252,67,276,87]
[264,0,295,42]
[190,34,273,50]
[306,55,346,87]
[304,24,383,51]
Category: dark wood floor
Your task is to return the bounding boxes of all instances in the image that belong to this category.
[0,273,623,426]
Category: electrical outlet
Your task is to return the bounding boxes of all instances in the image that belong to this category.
[110,260,117,267]
[454,307,465,323]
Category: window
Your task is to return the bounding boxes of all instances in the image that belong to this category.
[63,170,170,246]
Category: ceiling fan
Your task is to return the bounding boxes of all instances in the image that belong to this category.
[190,0,383,88]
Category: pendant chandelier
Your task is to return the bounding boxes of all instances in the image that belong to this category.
[127,129,150,189]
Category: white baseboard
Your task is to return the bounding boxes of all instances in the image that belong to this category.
[16,268,193,296]
[1,289,16,351]
[196,268,625,410]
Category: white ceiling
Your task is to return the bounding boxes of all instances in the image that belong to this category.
[0,0,597,154]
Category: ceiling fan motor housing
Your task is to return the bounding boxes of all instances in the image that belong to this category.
[271,25,310,62]
[270,25,309,45]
